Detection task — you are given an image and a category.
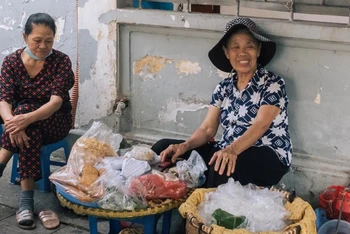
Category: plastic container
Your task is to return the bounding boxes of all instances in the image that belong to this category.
[335,191,350,222]
[319,185,345,219]
[318,220,350,234]
[132,1,173,10]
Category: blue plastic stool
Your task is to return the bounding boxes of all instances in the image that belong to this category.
[88,210,172,234]
[10,138,70,192]
[315,208,328,231]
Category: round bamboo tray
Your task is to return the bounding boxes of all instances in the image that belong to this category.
[57,189,194,219]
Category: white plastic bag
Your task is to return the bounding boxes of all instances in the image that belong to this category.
[197,178,290,232]
[176,150,207,188]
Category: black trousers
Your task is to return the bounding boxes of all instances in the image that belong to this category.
[151,139,289,188]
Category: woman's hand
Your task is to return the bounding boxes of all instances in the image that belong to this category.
[160,143,189,163]
[209,146,238,176]
[9,130,30,149]
[4,114,31,134]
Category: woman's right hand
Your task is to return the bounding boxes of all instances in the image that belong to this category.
[160,143,189,163]
[9,130,30,150]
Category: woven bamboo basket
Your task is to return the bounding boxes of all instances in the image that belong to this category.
[56,189,194,219]
[180,187,316,234]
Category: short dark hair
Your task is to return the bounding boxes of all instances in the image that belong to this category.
[24,13,56,36]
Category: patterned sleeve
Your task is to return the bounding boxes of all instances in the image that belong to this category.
[0,57,15,104]
[260,75,288,110]
[51,55,75,98]
[210,82,225,108]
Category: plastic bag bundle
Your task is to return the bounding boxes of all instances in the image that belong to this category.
[197,178,290,232]
[176,150,207,188]
[97,186,147,211]
[128,170,188,200]
[123,145,159,165]
[49,121,123,203]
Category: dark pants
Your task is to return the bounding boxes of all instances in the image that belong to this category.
[151,139,289,188]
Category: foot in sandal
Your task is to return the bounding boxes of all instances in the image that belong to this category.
[39,210,60,229]
[16,209,36,230]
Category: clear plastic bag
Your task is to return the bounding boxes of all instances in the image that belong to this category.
[197,178,290,232]
[49,121,123,203]
[128,170,188,200]
[176,150,207,188]
[97,186,147,211]
[123,145,160,165]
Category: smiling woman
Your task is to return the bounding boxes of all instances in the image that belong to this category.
[152,17,292,190]
[0,13,74,230]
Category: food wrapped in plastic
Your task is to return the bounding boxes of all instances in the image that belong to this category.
[123,145,160,165]
[197,179,290,232]
[128,170,188,200]
[97,186,147,211]
[176,150,208,188]
[49,121,123,203]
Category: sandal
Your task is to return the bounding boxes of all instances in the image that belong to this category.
[39,210,60,229]
[16,209,36,230]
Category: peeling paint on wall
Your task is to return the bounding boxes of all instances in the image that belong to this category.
[55,17,65,42]
[18,11,26,30]
[1,47,21,55]
[158,97,209,124]
[77,0,117,126]
[314,94,321,104]
[0,17,16,30]
[133,55,173,78]
[176,59,201,75]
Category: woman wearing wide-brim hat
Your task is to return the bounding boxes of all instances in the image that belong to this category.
[152,17,292,188]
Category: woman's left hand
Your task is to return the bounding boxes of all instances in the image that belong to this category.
[209,146,238,176]
[4,114,31,134]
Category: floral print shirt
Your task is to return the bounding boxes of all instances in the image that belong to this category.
[210,66,292,166]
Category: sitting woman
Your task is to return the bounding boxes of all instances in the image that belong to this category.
[0,13,74,229]
[152,17,292,188]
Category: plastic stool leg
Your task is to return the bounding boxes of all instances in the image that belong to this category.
[10,154,19,184]
[38,151,51,192]
[109,219,121,234]
[162,210,172,234]
[88,216,98,234]
[142,215,157,234]
[63,142,71,162]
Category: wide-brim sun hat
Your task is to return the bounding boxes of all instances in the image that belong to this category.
[208,17,276,73]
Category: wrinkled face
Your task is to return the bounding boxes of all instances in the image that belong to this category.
[223,31,261,76]
[23,24,54,59]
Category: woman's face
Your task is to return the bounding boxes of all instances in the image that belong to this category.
[23,24,54,59]
[223,31,261,77]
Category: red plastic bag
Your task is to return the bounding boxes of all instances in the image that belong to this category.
[129,172,188,200]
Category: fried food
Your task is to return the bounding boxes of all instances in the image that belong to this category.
[80,164,99,187]
[81,138,116,158]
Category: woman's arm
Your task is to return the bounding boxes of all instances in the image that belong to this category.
[4,95,63,134]
[209,105,280,176]
[0,101,13,124]
[160,105,220,162]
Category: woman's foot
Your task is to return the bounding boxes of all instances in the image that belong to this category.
[16,209,36,230]
[17,190,35,229]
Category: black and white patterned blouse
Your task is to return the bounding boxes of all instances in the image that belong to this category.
[210,66,292,166]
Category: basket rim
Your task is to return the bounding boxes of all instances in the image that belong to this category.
[57,189,194,219]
